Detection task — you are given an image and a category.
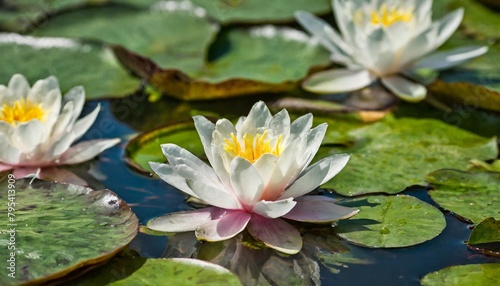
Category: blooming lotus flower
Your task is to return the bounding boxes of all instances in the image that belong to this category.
[148,101,358,254]
[295,0,488,102]
[0,74,120,184]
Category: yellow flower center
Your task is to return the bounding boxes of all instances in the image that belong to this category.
[0,98,46,125]
[223,130,283,163]
[370,4,413,27]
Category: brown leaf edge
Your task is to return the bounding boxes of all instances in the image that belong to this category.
[110,44,329,101]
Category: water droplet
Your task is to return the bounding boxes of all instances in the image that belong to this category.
[379,226,390,234]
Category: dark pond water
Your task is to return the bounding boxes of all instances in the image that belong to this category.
[81,100,499,285]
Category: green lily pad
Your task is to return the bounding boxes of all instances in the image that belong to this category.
[0,178,138,286]
[427,170,500,223]
[0,33,140,99]
[319,117,498,196]
[114,25,330,100]
[468,217,500,257]
[125,121,205,174]
[421,263,500,286]
[72,256,242,285]
[334,195,446,248]
[121,0,331,24]
[32,5,219,73]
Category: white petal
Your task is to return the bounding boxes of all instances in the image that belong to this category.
[253,153,279,190]
[50,101,75,141]
[40,89,62,133]
[195,211,251,241]
[7,74,30,100]
[294,11,353,63]
[12,120,45,153]
[280,154,349,200]
[214,118,236,138]
[0,135,21,164]
[410,46,488,71]
[434,8,464,49]
[238,101,272,135]
[149,162,197,197]
[72,104,100,141]
[252,198,297,219]
[147,207,225,233]
[230,157,265,207]
[49,131,76,157]
[302,69,375,94]
[381,75,427,102]
[63,86,85,126]
[283,196,359,223]
[27,76,60,105]
[186,179,241,210]
[302,123,327,168]
[288,113,312,143]
[162,143,222,188]
[58,138,120,164]
[247,216,302,254]
[268,109,290,139]
[193,115,215,163]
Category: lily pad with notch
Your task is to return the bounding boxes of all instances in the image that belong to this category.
[334,195,446,248]
[0,178,138,286]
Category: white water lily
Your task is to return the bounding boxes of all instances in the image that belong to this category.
[0,74,120,184]
[295,0,488,102]
[148,101,358,254]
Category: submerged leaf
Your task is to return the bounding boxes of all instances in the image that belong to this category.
[72,256,242,285]
[0,178,138,285]
[421,264,500,286]
[427,170,500,223]
[334,195,446,248]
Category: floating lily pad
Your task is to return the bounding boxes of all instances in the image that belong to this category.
[470,160,500,172]
[72,256,242,285]
[468,217,500,257]
[0,33,140,99]
[114,26,330,100]
[421,263,500,286]
[125,121,205,174]
[427,170,500,223]
[319,117,498,196]
[0,178,138,285]
[32,5,219,73]
[334,195,446,248]
[122,0,331,24]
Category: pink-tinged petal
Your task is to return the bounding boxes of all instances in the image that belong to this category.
[195,211,251,241]
[58,138,120,164]
[247,215,302,254]
[230,157,264,207]
[302,69,375,94]
[280,154,349,200]
[0,163,13,172]
[283,196,359,223]
[39,167,87,185]
[186,179,241,210]
[13,167,40,179]
[149,162,197,197]
[252,198,297,219]
[72,103,100,141]
[147,207,225,233]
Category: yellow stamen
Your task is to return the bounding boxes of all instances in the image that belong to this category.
[370,4,413,27]
[223,130,283,163]
[0,98,46,125]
